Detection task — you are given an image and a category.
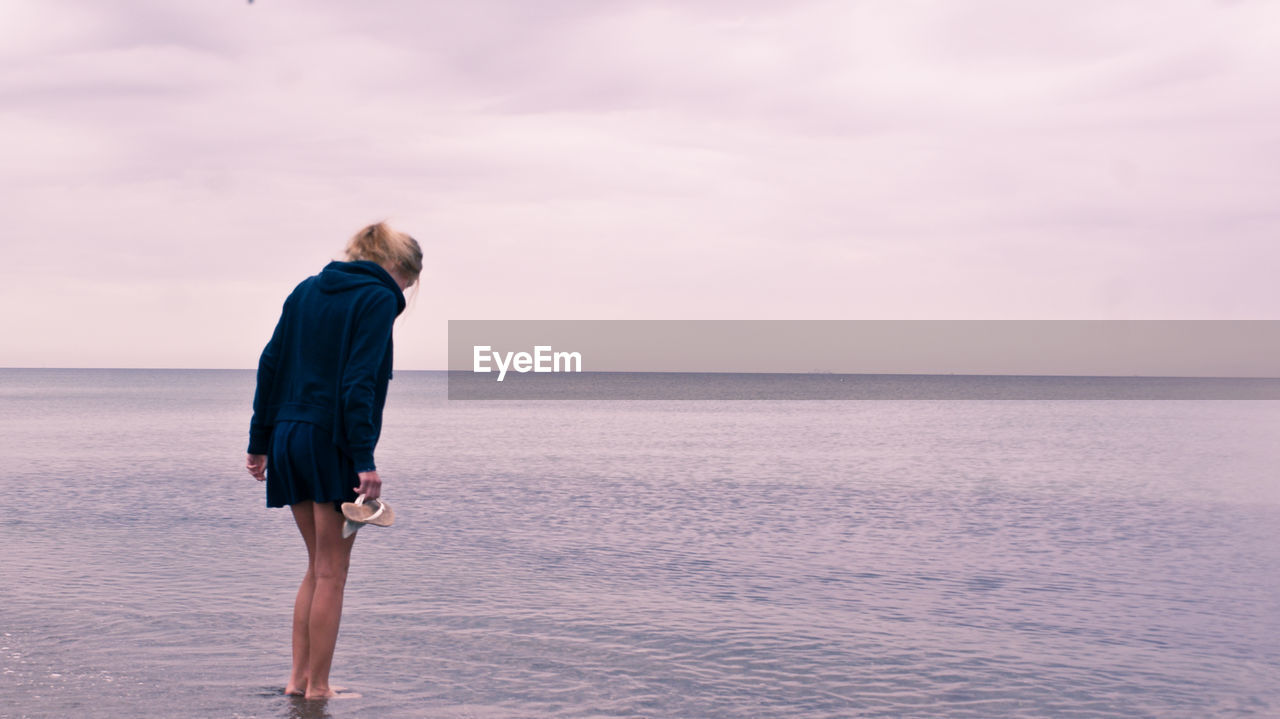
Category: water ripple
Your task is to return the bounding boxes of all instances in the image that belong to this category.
[2,371,1279,717]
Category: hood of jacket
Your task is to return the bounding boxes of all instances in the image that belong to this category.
[315,260,406,316]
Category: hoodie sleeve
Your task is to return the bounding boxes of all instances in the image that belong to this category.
[340,290,397,472]
[247,297,291,455]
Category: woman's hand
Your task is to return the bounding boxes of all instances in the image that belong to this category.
[246,454,267,481]
[356,470,382,501]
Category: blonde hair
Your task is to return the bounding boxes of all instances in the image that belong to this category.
[344,222,423,287]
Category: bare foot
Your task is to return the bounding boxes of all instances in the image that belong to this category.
[303,687,361,700]
[285,683,344,696]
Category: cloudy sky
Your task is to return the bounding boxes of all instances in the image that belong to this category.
[2,0,1277,369]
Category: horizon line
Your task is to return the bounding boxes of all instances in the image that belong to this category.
[3,367,1279,380]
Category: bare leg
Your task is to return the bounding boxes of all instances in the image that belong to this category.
[285,502,317,696]
[304,501,356,699]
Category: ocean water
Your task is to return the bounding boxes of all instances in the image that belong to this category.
[2,368,1279,719]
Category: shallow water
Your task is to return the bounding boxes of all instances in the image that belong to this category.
[2,369,1279,718]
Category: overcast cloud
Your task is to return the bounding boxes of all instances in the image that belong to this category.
[1,0,1277,368]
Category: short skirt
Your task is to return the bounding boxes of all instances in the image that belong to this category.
[266,420,359,512]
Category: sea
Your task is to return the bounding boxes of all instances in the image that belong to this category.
[1,368,1278,719]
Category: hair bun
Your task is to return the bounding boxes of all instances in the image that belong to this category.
[344,222,423,286]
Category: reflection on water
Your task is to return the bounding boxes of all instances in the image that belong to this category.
[283,694,335,719]
[1,370,1279,718]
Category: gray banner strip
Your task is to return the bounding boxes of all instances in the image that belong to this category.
[447,320,1280,400]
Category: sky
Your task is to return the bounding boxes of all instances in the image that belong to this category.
[1,0,1277,370]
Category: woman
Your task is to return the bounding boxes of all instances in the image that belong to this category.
[245,222,422,699]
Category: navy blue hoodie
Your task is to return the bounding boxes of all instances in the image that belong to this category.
[247,261,406,471]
